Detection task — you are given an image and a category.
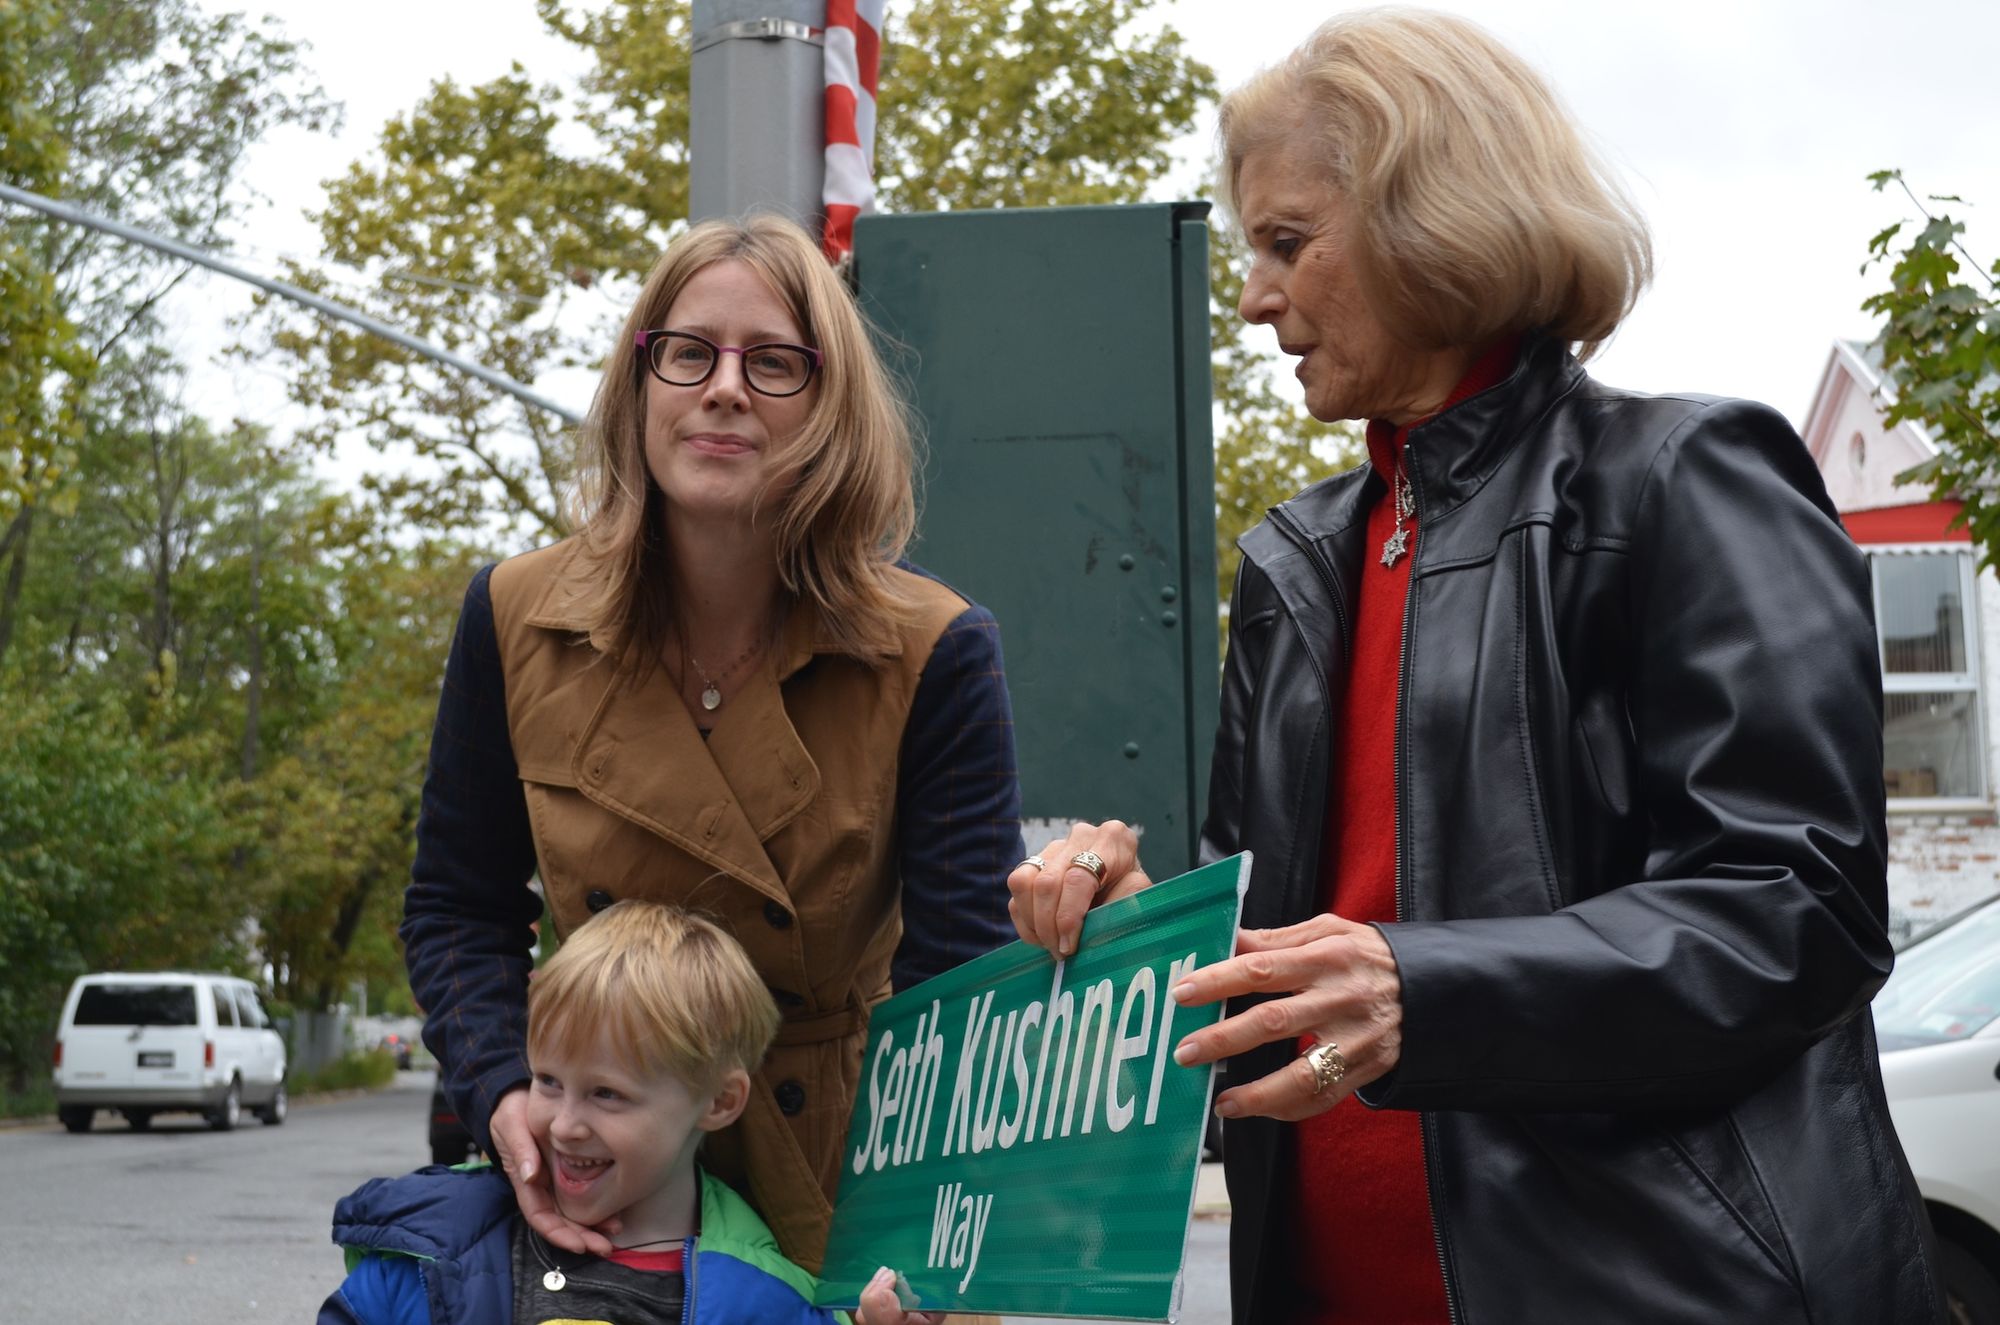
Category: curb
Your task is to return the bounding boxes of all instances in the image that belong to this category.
[1,1083,391,1131]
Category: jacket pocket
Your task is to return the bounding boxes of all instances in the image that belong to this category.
[1571,686,1634,819]
[1660,1113,1806,1299]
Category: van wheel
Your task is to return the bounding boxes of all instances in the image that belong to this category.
[256,1080,287,1126]
[123,1110,154,1131]
[208,1078,241,1132]
[58,1107,92,1134]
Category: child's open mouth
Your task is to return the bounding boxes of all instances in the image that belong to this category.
[553,1153,612,1194]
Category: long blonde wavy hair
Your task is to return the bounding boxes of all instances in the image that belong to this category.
[565,215,920,666]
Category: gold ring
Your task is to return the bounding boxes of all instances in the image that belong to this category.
[1069,849,1106,884]
[1303,1041,1346,1095]
[1016,855,1049,873]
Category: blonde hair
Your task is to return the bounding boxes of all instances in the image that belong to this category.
[566,214,920,664]
[527,901,780,1089]
[1218,7,1652,359]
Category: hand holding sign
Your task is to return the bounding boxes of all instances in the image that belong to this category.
[856,1266,943,1325]
[1168,912,1406,1122]
[1006,820,1152,957]
[817,854,1249,1320]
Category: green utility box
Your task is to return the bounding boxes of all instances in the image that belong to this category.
[853,203,1219,879]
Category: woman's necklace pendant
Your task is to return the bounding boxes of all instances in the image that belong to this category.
[1381,465,1415,568]
[543,1269,567,1293]
[700,683,722,712]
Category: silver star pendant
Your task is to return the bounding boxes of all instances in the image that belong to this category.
[1380,525,1410,568]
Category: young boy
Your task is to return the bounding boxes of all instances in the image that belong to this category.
[319,900,934,1325]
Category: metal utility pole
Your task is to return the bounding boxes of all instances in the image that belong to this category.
[689,0,827,227]
[0,181,584,426]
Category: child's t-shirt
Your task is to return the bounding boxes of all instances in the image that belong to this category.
[511,1220,686,1324]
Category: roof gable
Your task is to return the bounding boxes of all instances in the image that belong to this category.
[1803,340,1939,513]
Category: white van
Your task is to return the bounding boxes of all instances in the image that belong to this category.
[52,972,288,1132]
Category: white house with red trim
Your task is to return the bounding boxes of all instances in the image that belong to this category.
[1803,339,2000,939]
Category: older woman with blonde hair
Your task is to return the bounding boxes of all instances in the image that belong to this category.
[403,214,1022,1283]
[1013,10,1941,1323]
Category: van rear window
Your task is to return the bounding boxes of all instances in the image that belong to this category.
[73,984,198,1026]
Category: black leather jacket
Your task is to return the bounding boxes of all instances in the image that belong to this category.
[1204,336,1942,1323]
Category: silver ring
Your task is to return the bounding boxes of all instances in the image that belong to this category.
[1303,1041,1347,1095]
[1069,849,1106,884]
[1016,855,1049,873]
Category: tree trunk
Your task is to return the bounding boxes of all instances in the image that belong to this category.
[240,476,263,780]
[0,506,35,667]
[143,413,182,682]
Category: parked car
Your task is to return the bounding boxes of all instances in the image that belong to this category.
[52,972,288,1132]
[1876,894,2000,1323]
[428,1079,477,1167]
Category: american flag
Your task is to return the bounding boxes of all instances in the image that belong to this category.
[822,0,884,262]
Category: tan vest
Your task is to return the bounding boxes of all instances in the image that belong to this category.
[489,540,968,1270]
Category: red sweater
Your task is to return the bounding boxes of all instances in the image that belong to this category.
[1288,340,1517,1325]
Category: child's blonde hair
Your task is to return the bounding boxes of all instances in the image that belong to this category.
[527,901,780,1089]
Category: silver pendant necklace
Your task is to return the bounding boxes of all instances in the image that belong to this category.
[688,656,724,712]
[1380,463,1416,568]
[685,636,762,712]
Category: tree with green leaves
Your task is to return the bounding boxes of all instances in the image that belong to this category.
[0,686,243,1091]
[0,0,91,540]
[240,522,489,1015]
[0,0,333,668]
[1862,170,2000,562]
[1,351,337,751]
[0,477,493,1083]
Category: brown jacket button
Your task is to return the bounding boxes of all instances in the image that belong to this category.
[775,1080,806,1116]
[763,900,793,930]
[585,890,613,914]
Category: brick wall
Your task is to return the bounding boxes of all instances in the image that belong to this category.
[1888,813,2000,941]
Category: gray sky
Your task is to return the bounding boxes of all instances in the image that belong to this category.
[190,0,2000,439]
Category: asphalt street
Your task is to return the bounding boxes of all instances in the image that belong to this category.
[0,1068,434,1321]
[0,1068,1231,1323]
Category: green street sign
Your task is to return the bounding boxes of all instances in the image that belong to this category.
[814,854,1250,1320]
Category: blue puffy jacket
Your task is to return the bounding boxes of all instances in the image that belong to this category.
[319,1165,848,1325]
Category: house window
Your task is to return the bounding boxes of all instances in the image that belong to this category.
[1871,549,1984,801]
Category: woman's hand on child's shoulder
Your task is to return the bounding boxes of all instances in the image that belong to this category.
[853,1265,944,1325]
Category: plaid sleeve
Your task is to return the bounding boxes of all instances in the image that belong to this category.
[401,564,542,1151]
[891,601,1025,990]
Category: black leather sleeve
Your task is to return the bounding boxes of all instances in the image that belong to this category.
[1198,555,1265,871]
[1371,399,1893,1112]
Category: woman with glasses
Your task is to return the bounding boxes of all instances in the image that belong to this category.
[402,215,1022,1283]
[1012,10,1938,1324]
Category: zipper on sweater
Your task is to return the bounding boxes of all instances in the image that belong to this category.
[681,1233,697,1325]
[1395,444,1464,1325]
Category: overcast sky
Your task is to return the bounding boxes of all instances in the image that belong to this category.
[185,0,2000,441]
